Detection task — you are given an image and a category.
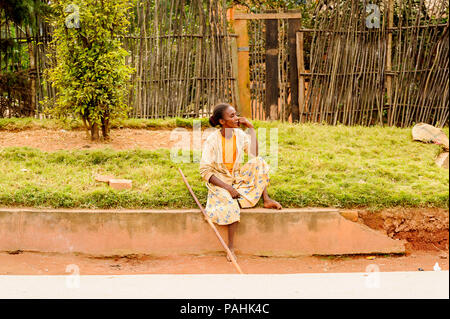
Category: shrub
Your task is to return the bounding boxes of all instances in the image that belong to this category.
[45,0,135,141]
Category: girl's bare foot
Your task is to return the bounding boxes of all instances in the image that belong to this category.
[263,198,282,210]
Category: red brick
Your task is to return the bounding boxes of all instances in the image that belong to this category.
[108,179,132,190]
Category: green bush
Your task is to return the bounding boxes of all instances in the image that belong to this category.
[45,0,135,141]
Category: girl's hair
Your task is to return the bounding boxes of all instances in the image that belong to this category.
[209,103,231,127]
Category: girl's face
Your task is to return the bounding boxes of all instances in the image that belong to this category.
[219,106,239,128]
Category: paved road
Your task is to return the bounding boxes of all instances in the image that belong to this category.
[0,271,448,299]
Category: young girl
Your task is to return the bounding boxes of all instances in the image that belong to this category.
[200,103,282,261]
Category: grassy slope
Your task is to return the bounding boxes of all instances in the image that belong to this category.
[0,118,448,210]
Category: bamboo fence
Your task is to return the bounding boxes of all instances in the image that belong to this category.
[1,0,448,127]
[1,8,57,118]
[1,0,235,119]
[124,0,235,119]
[297,0,449,127]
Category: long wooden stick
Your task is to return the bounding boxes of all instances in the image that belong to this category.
[178,168,244,274]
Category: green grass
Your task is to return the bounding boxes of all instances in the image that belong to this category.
[0,119,448,210]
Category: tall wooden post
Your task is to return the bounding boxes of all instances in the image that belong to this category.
[194,0,205,117]
[296,31,306,123]
[386,0,394,126]
[230,37,241,111]
[232,14,252,119]
[265,16,279,120]
[230,10,302,120]
[26,27,37,116]
[288,18,301,122]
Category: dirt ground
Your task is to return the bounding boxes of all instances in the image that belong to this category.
[0,128,197,151]
[359,208,449,251]
[0,250,447,275]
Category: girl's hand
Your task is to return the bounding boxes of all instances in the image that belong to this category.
[237,117,254,129]
[226,185,241,199]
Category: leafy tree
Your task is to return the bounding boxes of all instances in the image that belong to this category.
[46,0,135,140]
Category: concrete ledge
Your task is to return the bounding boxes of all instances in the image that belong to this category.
[0,207,406,256]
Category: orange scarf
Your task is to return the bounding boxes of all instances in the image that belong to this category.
[221,133,237,174]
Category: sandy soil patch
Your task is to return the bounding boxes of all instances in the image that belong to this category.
[0,128,209,152]
[0,250,447,275]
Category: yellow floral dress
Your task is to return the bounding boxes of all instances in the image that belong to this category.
[199,128,270,225]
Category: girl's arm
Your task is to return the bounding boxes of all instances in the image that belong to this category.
[200,138,240,199]
[209,175,240,199]
[238,117,258,157]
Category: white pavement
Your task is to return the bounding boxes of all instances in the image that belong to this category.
[0,271,448,299]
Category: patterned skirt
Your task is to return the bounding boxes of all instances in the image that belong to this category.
[204,156,270,225]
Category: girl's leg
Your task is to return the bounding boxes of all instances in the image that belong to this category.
[227,221,239,261]
[205,183,240,225]
[234,156,270,208]
[227,221,238,250]
[262,186,282,210]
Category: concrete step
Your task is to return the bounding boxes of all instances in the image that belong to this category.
[0,207,406,256]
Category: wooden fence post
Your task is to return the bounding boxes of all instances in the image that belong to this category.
[232,13,252,119]
[26,28,37,117]
[386,0,394,126]
[288,17,301,122]
[231,37,241,112]
[265,15,279,120]
[296,31,306,123]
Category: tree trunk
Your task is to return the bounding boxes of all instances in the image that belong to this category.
[90,122,100,141]
[81,115,90,139]
[101,113,110,140]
